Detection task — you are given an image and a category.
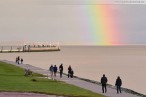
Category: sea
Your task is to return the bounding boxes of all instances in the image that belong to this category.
[0,45,146,95]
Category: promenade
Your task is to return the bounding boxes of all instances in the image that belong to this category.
[1,60,141,97]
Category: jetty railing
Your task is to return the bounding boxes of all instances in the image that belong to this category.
[0,42,60,53]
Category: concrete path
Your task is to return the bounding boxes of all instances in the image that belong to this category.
[1,60,141,97]
[0,92,64,97]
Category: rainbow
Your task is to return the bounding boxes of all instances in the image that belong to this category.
[83,4,121,45]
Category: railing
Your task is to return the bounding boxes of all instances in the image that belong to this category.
[0,42,60,53]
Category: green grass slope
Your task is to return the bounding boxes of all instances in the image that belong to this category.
[0,62,105,97]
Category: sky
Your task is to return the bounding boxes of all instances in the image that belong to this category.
[0,0,146,45]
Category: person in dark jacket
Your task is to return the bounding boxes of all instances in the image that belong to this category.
[21,58,23,64]
[68,65,72,78]
[70,69,74,78]
[59,64,63,78]
[115,76,122,94]
[101,74,108,93]
[49,65,54,78]
[53,65,58,77]
[17,56,20,64]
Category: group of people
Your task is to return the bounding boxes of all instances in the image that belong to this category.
[101,74,122,94]
[48,64,122,94]
[49,64,64,79]
[16,56,23,64]
[49,65,58,78]
[49,64,74,79]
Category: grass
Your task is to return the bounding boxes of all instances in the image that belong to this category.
[0,62,105,97]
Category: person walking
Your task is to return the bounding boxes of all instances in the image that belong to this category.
[115,76,122,94]
[59,64,63,78]
[21,58,23,64]
[49,65,54,79]
[17,56,20,64]
[68,65,72,78]
[101,74,108,93]
[53,65,58,77]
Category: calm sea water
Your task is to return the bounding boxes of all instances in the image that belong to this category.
[0,46,146,95]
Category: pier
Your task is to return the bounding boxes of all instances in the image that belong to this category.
[0,42,60,53]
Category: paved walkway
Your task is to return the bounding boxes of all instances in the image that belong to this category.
[1,60,141,97]
[0,92,64,97]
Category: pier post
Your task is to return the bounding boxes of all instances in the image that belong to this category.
[28,45,30,52]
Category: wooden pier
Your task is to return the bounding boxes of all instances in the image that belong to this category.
[0,42,60,53]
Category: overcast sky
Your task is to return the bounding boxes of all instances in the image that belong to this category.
[0,0,146,45]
